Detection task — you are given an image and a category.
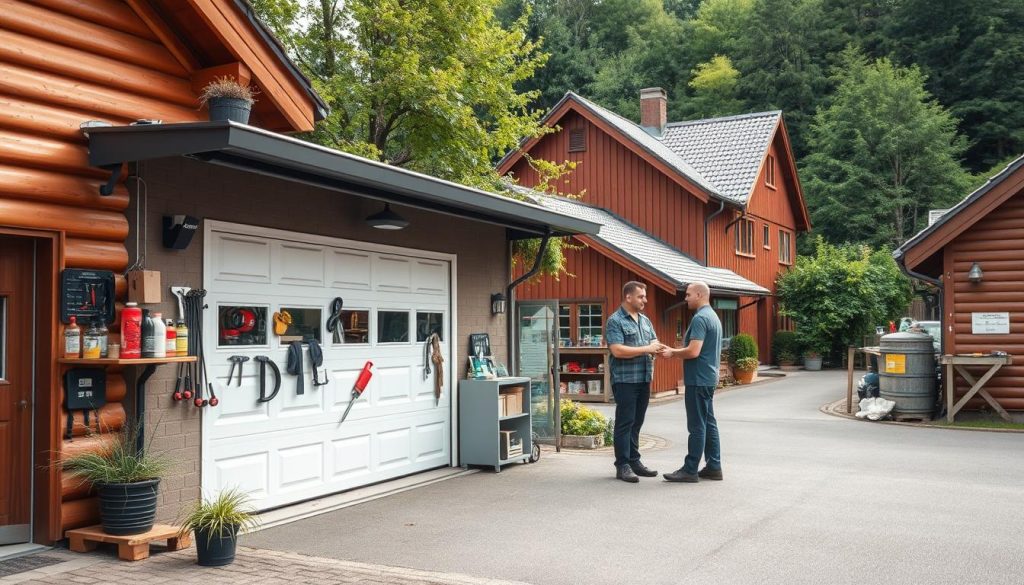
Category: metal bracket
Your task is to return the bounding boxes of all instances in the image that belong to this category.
[98,164,122,196]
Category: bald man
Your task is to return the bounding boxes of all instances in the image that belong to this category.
[659,281,724,483]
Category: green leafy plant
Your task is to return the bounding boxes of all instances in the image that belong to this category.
[199,76,257,106]
[62,425,172,486]
[772,330,800,364]
[776,349,797,364]
[734,357,759,372]
[560,399,609,437]
[729,333,758,364]
[179,488,259,543]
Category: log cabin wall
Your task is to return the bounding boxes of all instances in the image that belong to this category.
[944,189,1024,410]
[0,0,206,540]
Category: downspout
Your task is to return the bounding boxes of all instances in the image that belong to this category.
[895,253,945,356]
[704,200,727,266]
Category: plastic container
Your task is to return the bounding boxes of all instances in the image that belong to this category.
[121,303,143,359]
[152,313,167,358]
[176,321,189,356]
[165,319,177,357]
[141,309,156,358]
[64,316,81,358]
[82,320,102,359]
[107,343,121,359]
[98,321,109,358]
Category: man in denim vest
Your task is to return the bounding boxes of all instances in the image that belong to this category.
[659,281,724,483]
[605,281,667,483]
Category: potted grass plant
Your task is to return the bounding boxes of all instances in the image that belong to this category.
[199,76,256,124]
[180,488,258,567]
[62,426,171,536]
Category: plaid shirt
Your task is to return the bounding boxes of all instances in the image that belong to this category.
[605,306,657,384]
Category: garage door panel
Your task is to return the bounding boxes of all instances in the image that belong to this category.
[414,422,446,461]
[374,256,412,292]
[212,452,269,498]
[331,434,372,479]
[211,233,272,284]
[377,428,411,469]
[275,242,326,287]
[278,443,324,490]
[329,250,372,290]
[372,365,413,403]
[412,260,448,295]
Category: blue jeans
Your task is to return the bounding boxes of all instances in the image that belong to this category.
[683,385,721,474]
[611,382,650,467]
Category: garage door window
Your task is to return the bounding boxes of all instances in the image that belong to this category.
[218,305,268,347]
[339,309,369,344]
[416,312,444,341]
[378,311,410,343]
[279,307,322,343]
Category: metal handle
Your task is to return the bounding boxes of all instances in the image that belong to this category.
[17,399,28,411]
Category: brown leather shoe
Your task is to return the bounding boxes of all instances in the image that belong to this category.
[616,465,639,483]
[698,467,723,480]
[662,468,698,483]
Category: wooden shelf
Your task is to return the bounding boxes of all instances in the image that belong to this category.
[499,413,529,422]
[560,372,604,376]
[560,393,606,402]
[58,356,197,366]
[560,347,608,353]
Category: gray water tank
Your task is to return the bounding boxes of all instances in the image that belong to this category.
[879,332,937,417]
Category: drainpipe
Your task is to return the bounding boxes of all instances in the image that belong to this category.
[895,254,945,356]
[704,200,727,266]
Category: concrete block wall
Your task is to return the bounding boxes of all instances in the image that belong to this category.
[124,157,510,521]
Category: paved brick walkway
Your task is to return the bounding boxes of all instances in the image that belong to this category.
[2,547,533,585]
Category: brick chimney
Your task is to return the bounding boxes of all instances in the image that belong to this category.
[640,87,667,135]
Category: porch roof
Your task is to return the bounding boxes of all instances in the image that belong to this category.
[85,121,600,239]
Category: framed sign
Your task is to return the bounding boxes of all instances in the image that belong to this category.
[971,312,1009,335]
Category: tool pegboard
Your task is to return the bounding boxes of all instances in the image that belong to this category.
[60,269,116,324]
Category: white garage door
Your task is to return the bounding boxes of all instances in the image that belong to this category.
[201,221,454,510]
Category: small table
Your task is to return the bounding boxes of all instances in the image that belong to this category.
[846,346,881,413]
[940,354,1014,423]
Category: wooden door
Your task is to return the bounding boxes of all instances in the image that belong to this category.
[0,236,34,544]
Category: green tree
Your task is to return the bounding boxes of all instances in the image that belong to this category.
[801,49,970,248]
[677,55,745,119]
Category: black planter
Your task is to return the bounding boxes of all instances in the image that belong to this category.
[195,525,239,567]
[208,97,251,124]
[97,479,159,536]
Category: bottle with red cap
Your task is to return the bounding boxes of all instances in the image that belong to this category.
[121,302,143,359]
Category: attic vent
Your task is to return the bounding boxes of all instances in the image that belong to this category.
[928,209,949,226]
[568,128,586,152]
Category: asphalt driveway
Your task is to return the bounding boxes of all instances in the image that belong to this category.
[244,371,1024,585]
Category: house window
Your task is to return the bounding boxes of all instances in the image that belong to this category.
[779,230,793,265]
[377,310,410,343]
[765,153,776,189]
[568,128,586,152]
[558,302,604,346]
[713,298,739,341]
[735,218,755,256]
[763,224,771,249]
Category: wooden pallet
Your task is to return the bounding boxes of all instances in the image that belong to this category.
[893,413,933,423]
[66,524,191,561]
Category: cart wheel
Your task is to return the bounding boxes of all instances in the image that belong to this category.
[529,433,541,463]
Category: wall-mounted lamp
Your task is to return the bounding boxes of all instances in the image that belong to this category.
[967,262,983,283]
[365,203,409,230]
[490,293,507,315]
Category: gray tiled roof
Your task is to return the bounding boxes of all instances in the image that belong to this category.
[661,112,781,203]
[507,186,769,296]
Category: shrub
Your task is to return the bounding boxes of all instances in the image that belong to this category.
[560,399,609,436]
[735,357,759,372]
[729,333,758,364]
[773,331,800,364]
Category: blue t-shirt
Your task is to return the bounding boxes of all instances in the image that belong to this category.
[683,305,723,387]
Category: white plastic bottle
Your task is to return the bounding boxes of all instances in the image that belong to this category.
[152,312,167,358]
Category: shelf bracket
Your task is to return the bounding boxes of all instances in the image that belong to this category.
[98,164,122,196]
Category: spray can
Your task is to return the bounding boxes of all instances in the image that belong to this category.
[152,312,167,358]
[141,309,157,358]
[64,316,81,358]
[120,303,142,359]
[82,320,102,359]
[165,319,177,357]
[176,321,189,356]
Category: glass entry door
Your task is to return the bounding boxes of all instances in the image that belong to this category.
[514,301,560,447]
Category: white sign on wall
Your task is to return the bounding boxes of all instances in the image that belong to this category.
[971,312,1010,335]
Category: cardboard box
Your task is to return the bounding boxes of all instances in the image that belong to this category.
[587,380,602,395]
[499,430,522,459]
[127,270,161,304]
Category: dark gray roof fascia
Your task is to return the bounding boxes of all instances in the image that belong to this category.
[86,121,599,238]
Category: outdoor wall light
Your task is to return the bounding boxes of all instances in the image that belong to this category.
[967,262,983,283]
[365,203,409,230]
[491,293,507,315]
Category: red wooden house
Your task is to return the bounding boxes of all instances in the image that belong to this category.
[498,89,811,393]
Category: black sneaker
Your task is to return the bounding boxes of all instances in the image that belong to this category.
[616,465,639,483]
[630,462,658,477]
[698,467,723,480]
[663,468,699,483]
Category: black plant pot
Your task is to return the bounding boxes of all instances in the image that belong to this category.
[195,525,239,567]
[208,97,251,124]
[97,479,159,536]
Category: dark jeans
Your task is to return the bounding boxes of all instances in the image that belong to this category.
[611,382,651,467]
[683,385,721,474]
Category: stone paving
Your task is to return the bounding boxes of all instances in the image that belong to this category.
[1,547,533,585]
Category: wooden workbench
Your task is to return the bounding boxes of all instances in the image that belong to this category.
[939,354,1014,423]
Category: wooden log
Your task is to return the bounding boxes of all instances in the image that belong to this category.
[950,249,1024,262]
[0,129,105,178]
[953,281,1024,293]
[28,0,159,41]
[65,238,129,271]
[0,164,129,210]
[61,474,93,501]
[60,497,99,532]
[0,63,203,125]
[953,228,1024,243]
[951,292,1024,303]
[0,30,198,108]
[60,432,118,460]
[0,95,102,144]
[61,403,126,437]
[107,375,128,403]
[0,0,188,77]
[0,198,128,241]
[953,260,1024,272]
[115,274,128,301]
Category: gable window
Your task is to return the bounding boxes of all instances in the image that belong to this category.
[734,218,755,257]
[765,153,777,189]
[779,230,793,265]
[558,302,604,346]
[568,128,586,153]
[763,224,771,249]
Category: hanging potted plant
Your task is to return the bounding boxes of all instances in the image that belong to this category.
[62,426,171,536]
[199,77,257,124]
[180,488,258,567]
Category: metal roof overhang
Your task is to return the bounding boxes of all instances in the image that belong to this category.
[85,121,600,239]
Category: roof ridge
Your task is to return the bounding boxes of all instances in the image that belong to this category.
[664,110,782,129]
